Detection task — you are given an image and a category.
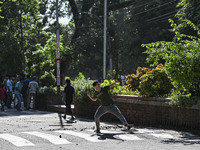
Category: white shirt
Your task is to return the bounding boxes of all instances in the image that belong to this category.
[29,81,39,94]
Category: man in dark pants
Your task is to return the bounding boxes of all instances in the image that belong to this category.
[87,81,133,133]
[62,79,75,120]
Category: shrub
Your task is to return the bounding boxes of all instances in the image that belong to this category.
[126,64,173,97]
[170,91,199,107]
[40,71,56,87]
[36,86,57,109]
[126,67,151,91]
[139,65,173,97]
[72,73,94,105]
[101,79,136,95]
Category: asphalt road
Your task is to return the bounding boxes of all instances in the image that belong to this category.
[0,108,200,150]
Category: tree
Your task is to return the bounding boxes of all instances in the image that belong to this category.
[142,16,200,94]
[65,0,179,79]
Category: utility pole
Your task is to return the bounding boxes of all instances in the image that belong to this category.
[56,0,60,93]
[103,0,107,80]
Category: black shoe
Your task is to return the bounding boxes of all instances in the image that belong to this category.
[95,129,101,134]
[16,108,22,111]
[70,116,75,120]
[62,115,66,120]
[125,124,134,130]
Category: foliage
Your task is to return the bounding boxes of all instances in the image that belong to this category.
[36,86,57,109]
[38,86,57,96]
[126,64,173,97]
[72,74,94,105]
[170,91,199,107]
[139,64,173,97]
[126,67,151,91]
[142,17,200,95]
[101,79,136,95]
[75,72,86,80]
[40,71,56,87]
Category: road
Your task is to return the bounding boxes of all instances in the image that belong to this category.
[0,109,200,150]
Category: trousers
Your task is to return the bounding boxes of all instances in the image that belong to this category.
[94,104,128,131]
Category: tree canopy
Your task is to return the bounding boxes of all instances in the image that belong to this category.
[0,0,199,87]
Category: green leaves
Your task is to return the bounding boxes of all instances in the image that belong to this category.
[143,13,200,93]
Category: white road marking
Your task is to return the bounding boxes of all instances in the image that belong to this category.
[23,131,71,145]
[117,134,143,141]
[0,133,35,147]
[55,130,105,142]
[88,129,143,141]
[150,133,174,139]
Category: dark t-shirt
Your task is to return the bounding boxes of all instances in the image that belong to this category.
[93,86,114,106]
[64,85,75,102]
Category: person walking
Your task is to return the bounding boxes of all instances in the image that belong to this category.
[62,79,75,120]
[87,81,133,133]
[23,75,30,108]
[6,75,13,108]
[0,83,7,111]
[27,76,39,110]
[14,78,24,111]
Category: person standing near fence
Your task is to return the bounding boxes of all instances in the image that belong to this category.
[62,79,75,120]
[27,76,39,110]
[0,83,7,111]
[15,78,24,111]
[6,75,13,109]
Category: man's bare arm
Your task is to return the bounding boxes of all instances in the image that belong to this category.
[109,80,118,88]
[87,91,97,101]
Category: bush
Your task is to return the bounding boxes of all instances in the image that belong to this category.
[170,91,199,107]
[101,79,136,95]
[36,86,57,109]
[139,64,173,97]
[40,71,56,87]
[71,73,94,105]
[126,64,173,97]
[126,67,151,91]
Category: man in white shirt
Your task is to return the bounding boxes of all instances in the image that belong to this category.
[27,77,39,110]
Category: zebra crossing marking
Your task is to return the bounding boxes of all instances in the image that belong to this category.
[0,133,35,147]
[23,131,71,145]
[55,130,105,142]
[149,133,174,139]
[117,134,143,141]
[0,129,191,147]
[88,129,143,141]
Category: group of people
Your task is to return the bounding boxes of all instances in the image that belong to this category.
[62,78,133,134]
[0,74,39,111]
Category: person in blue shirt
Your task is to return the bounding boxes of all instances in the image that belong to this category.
[6,75,13,108]
[15,78,25,111]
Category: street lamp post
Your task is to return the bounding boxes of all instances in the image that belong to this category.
[81,0,108,80]
[56,0,60,93]
[103,0,107,80]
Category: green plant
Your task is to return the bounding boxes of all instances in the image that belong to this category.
[40,71,56,87]
[36,86,57,109]
[139,64,173,97]
[126,64,173,97]
[170,91,198,107]
[142,17,200,94]
[101,79,137,95]
[126,67,151,91]
[72,73,94,105]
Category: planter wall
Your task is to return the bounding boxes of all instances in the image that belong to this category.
[74,95,200,130]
